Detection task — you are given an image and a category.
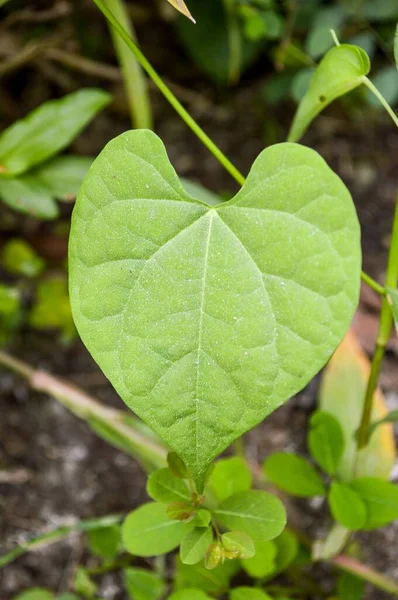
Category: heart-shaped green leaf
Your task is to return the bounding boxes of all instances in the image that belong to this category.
[69,130,361,489]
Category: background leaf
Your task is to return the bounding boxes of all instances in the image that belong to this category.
[87,524,120,559]
[241,540,277,578]
[328,481,367,529]
[122,502,192,556]
[308,410,345,475]
[33,156,93,201]
[319,331,396,480]
[214,490,286,542]
[0,89,110,176]
[288,44,370,142]
[350,477,398,529]
[124,567,165,600]
[69,130,361,489]
[264,453,326,497]
[0,175,58,219]
[174,556,239,595]
[206,457,252,503]
[14,590,54,600]
[2,239,45,278]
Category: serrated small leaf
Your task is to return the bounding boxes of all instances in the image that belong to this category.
[241,540,277,578]
[124,567,165,600]
[122,502,191,556]
[206,457,252,503]
[328,482,367,530]
[214,490,286,542]
[69,130,361,491]
[0,89,110,176]
[308,410,345,475]
[288,44,370,142]
[168,451,190,479]
[230,587,272,600]
[180,527,213,564]
[87,524,120,559]
[351,477,398,529]
[147,468,191,503]
[222,531,255,559]
[264,453,326,497]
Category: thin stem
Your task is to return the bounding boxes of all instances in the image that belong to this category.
[103,0,152,129]
[362,76,398,129]
[330,28,341,46]
[357,198,398,448]
[332,555,398,597]
[361,270,386,296]
[91,0,245,186]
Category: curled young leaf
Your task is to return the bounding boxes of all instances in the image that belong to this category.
[222,531,255,559]
[69,130,361,490]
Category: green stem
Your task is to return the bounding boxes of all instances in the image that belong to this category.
[103,0,152,129]
[91,0,245,186]
[0,351,167,469]
[360,270,385,296]
[357,198,398,448]
[0,514,122,569]
[362,76,398,129]
[332,555,398,597]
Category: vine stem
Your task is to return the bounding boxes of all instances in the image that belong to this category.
[357,198,398,448]
[91,0,245,186]
[103,0,152,129]
[362,76,398,129]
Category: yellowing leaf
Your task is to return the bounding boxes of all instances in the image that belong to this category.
[166,0,195,23]
[319,330,396,480]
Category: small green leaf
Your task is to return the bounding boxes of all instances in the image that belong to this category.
[222,531,255,559]
[29,277,76,342]
[241,540,277,578]
[191,509,212,527]
[168,590,212,600]
[87,524,120,559]
[180,527,213,564]
[205,542,223,570]
[122,502,192,556]
[73,567,97,599]
[328,482,367,530]
[166,501,195,521]
[69,130,361,491]
[214,490,286,541]
[14,590,54,600]
[230,587,272,600]
[351,477,398,529]
[0,175,58,219]
[308,410,345,475]
[387,287,398,332]
[33,156,93,201]
[167,451,190,479]
[288,44,370,142]
[147,468,191,503]
[56,595,81,600]
[174,556,239,595]
[124,567,165,600]
[264,453,326,497]
[337,571,365,600]
[206,457,252,503]
[273,529,299,574]
[2,239,45,277]
[0,89,110,176]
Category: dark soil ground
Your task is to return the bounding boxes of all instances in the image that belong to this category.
[1,2,398,599]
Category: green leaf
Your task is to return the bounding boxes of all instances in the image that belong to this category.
[264,453,326,497]
[273,529,299,573]
[337,571,365,600]
[0,90,110,176]
[168,590,212,600]
[122,502,191,556]
[56,595,81,600]
[206,457,252,503]
[168,451,190,478]
[87,524,120,559]
[0,284,21,344]
[147,468,191,503]
[204,542,223,570]
[191,509,212,527]
[369,410,398,439]
[69,130,361,490]
[366,66,398,108]
[180,527,213,564]
[214,490,286,541]
[0,175,58,219]
[387,287,398,332]
[181,178,222,207]
[230,587,272,600]
[241,540,277,578]
[33,156,93,201]
[222,531,255,559]
[312,522,350,561]
[288,44,370,142]
[124,567,165,600]
[351,477,398,529]
[308,410,345,475]
[305,6,347,59]
[166,501,194,520]
[73,567,97,599]
[328,482,367,530]
[29,277,76,342]
[14,590,54,600]
[2,239,45,277]
[362,0,398,21]
[394,24,398,71]
[174,556,239,595]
